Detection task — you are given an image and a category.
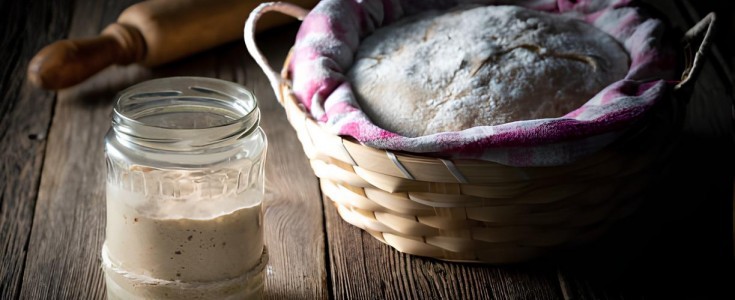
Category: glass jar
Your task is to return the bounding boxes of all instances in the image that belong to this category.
[102,77,267,299]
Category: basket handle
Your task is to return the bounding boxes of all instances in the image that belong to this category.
[244,2,309,98]
[675,12,716,92]
[246,6,714,95]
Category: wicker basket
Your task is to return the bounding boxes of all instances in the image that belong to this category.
[245,3,715,263]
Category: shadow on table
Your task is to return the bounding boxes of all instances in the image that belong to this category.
[550,131,734,299]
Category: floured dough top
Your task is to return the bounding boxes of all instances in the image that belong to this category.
[347,5,630,137]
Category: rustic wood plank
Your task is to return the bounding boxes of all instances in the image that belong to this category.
[247,26,329,300]
[324,198,565,300]
[18,1,327,299]
[18,1,142,298]
[0,0,74,298]
[147,25,329,300]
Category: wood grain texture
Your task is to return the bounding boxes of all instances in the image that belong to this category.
[249,26,329,300]
[18,1,327,299]
[324,198,565,300]
[19,0,143,298]
[134,23,330,300]
[0,0,73,298]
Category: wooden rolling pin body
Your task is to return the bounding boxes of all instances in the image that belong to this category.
[28,0,318,90]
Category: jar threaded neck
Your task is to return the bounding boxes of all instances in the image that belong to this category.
[112,77,259,152]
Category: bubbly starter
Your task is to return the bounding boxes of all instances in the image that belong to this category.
[103,168,265,299]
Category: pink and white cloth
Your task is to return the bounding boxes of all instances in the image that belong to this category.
[288,0,676,166]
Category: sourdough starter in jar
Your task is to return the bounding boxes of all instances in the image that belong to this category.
[103,77,267,299]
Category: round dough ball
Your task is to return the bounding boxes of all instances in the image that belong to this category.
[347,5,630,137]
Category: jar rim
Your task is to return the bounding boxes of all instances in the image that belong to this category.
[111,77,260,152]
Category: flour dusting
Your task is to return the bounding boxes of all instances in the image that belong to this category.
[347,5,630,137]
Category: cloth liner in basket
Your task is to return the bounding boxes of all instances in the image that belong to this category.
[245,1,715,263]
[287,0,679,167]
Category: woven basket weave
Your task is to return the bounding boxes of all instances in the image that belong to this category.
[245,3,715,263]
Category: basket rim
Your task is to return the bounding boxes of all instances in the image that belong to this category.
[244,2,713,181]
[275,49,663,186]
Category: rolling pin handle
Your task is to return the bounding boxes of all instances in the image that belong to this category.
[27,23,146,90]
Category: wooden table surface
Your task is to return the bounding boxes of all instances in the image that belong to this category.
[1,0,733,299]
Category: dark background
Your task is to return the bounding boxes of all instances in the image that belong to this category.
[559,1,735,299]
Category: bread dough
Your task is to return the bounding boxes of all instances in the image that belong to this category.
[347,5,630,137]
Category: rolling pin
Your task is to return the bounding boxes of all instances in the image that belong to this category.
[28,0,318,90]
